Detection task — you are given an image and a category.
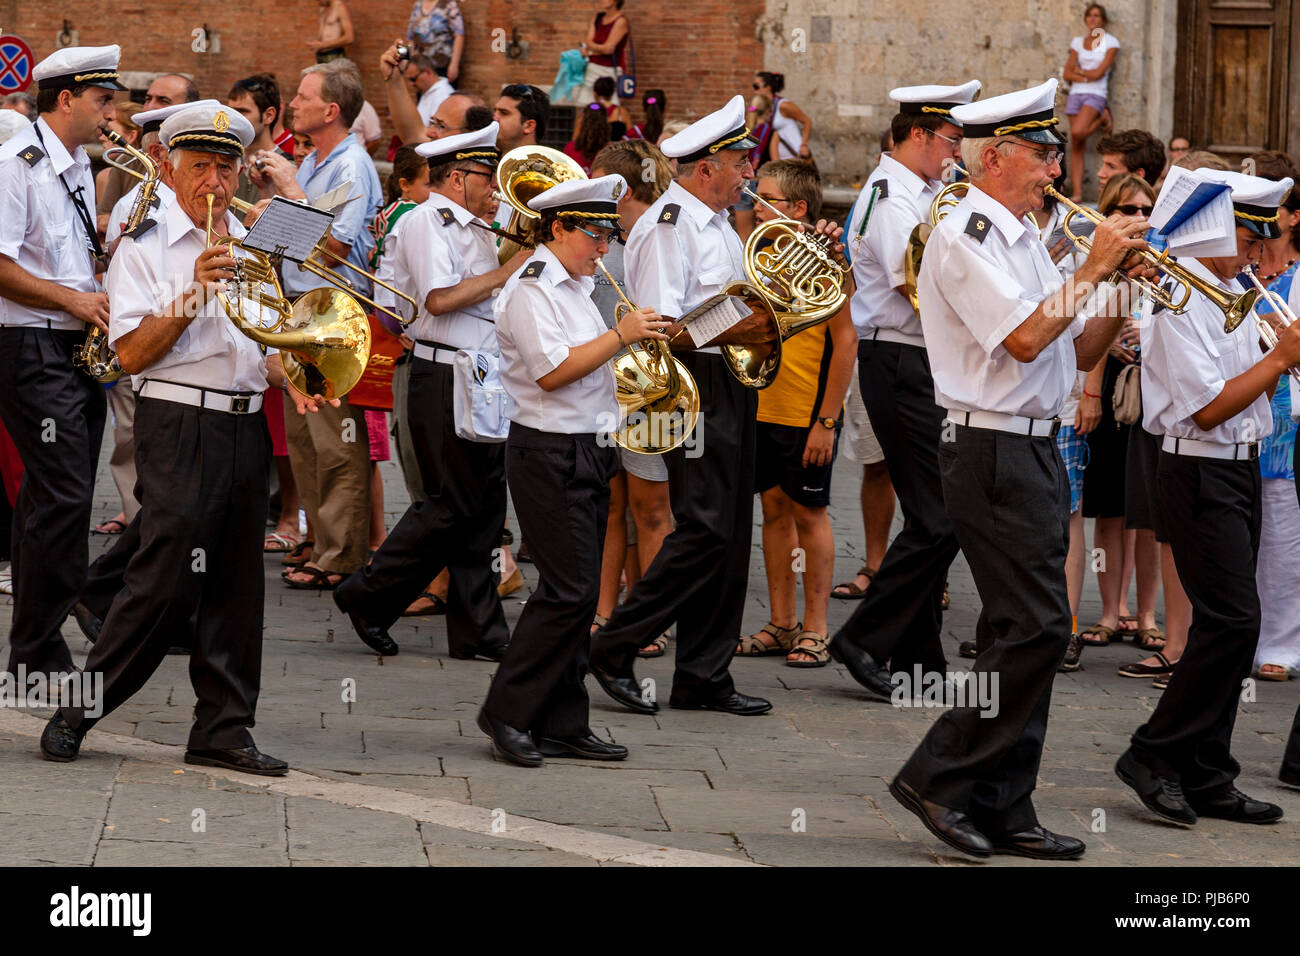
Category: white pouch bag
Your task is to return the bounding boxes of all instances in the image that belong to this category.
[452,347,510,442]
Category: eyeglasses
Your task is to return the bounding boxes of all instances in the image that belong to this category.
[1002,140,1063,166]
[927,128,961,147]
[429,119,468,134]
[235,79,268,93]
[1115,204,1153,216]
[461,169,493,181]
[758,195,791,205]
[574,224,617,244]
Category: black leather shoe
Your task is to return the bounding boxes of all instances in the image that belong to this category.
[184,745,288,776]
[40,712,84,762]
[1115,748,1197,825]
[589,660,657,714]
[958,640,978,659]
[828,635,893,700]
[669,691,772,716]
[989,825,1086,860]
[333,591,398,656]
[888,777,993,858]
[476,710,543,767]
[537,734,629,761]
[451,644,509,663]
[1280,766,1300,788]
[1189,788,1283,824]
[69,602,102,644]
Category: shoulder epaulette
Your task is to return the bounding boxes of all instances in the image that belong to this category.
[123,218,157,240]
[18,145,43,168]
[657,203,680,226]
[438,207,455,227]
[872,179,889,200]
[964,212,990,244]
[521,259,547,280]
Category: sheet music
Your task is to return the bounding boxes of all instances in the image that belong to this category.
[242,196,335,263]
[1150,166,1236,257]
[681,294,747,346]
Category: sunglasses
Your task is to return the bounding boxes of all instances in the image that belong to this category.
[501,84,542,100]
[1115,204,1153,216]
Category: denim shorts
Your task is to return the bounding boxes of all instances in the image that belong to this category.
[1065,92,1107,116]
[1055,424,1090,514]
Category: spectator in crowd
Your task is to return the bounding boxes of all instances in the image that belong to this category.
[142,73,198,110]
[310,0,355,63]
[1064,3,1119,201]
[404,53,455,128]
[1249,150,1300,681]
[738,161,856,666]
[589,139,676,658]
[229,75,294,207]
[754,72,812,163]
[94,102,144,242]
[494,84,549,152]
[624,89,664,143]
[1162,134,1190,179]
[591,76,629,140]
[1096,128,1165,193]
[406,0,465,82]
[1,92,36,118]
[352,99,384,154]
[563,102,610,175]
[734,92,772,241]
[577,0,629,106]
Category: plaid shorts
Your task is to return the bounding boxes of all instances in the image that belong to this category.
[1055,424,1090,514]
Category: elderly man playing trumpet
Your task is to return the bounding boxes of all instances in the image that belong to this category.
[41,103,330,776]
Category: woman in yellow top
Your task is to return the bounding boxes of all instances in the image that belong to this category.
[736,160,857,665]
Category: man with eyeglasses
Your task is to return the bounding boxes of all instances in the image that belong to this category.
[334,123,531,660]
[589,96,779,718]
[404,53,454,129]
[831,81,980,702]
[494,84,549,153]
[887,78,1155,861]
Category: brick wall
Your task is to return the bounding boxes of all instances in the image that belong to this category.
[5,0,764,145]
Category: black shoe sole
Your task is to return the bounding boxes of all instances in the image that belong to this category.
[990,841,1085,860]
[183,753,289,776]
[888,779,993,858]
[1189,808,1284,825]
[40,747,78,763]
[1114,762,1197,826]
[667,700,773,716]
[537,740,628,761]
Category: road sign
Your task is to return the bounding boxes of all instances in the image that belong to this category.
[0,36,35,93]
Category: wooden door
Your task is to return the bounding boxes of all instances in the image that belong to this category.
[1175,0,1296,162]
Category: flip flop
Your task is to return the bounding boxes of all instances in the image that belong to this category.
[1258,664,1291,682]
[1079,622,1115,647]
[282,539,314,567]
[91,518,127,535]
[283,565,343,590]
[264,530,301,553]
[1116,615,1140,636]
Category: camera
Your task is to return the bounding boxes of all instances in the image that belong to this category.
[395,42,410,62]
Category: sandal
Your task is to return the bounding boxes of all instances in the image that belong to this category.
[638,632,670,659]
[283,565,344,590]
[92,517,127,535]
[1117,651,1175,678]
[1116,615,1139,636]
[786,630,830,668]
[1258,663,1291,682]
[941,585,950,612]
[403,591,447,616]
[830,566,876,600]
[1079,622,1115,647]
[736,621,801,656]
[1135,626,1166,651]
[264,530,300,553]
[282,539,314,567]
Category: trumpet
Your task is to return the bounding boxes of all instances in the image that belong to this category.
[1242,266,1300,387]
[1043,186,1261,330]
[597,259,699,454]
[205,193,371,400]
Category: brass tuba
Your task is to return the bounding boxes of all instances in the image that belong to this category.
[205,194,371,400]
[491,146,588,264]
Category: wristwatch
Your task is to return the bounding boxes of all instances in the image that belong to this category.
[818,416,837,430]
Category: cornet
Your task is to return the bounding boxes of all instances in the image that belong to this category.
[1242,266,1300,387]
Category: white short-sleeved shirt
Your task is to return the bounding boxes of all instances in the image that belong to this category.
[394,195,499,351]
[1070,32,1120,98]
[417,78,455,127]
[106,180,176,245]
[917,184,1083,419]
[624,179,745,356]
[495,242,616,434]
[350,101,382,145]
[846,153,938,344]
[0,118,99,329]
[1140,257,1271,444]
[107,198,271,393]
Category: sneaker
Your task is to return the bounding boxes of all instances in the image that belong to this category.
[1058,633,1083,672]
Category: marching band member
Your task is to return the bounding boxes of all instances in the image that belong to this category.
[1116,169,1300,827]
[831,80,979,694]
[41,102,324,774]
[333,123,528,658]
[893,79,1151,859]
[0,46,123,676]
[478,174,667,766]
[588,95,775,717]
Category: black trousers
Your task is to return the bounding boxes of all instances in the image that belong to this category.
[1130,453,1261,798]
[484,425,617,736]
[335,357,508,656]
[83,512,138,620]
[1287,476,1300,779]
[834,340,956,674]
[61,397,270,750]
[0,328,106,674]
[898,426,1071,834]
[593,352,758,701]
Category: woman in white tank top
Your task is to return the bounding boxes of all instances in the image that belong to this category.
[754,72,812,163]
[1063,3,1121,201]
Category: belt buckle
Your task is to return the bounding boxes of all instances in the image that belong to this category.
[231,396,250,414]
[1048,418,1061,439]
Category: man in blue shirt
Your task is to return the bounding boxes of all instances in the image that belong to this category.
[251,59,381,590]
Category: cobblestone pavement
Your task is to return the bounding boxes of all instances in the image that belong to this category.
[2,428,1299,867]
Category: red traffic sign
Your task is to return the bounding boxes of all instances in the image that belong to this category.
[0,36,35,93]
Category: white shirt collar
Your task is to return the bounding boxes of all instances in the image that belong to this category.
[34,117,83,177]
[667,180,728,231]
[530,241,595,295]
[163,193,241,247]
[876,153,935,199]
[964,183,1028,246]
[429,192,484,228]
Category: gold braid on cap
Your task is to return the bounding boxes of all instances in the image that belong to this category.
[921,106,952,115]
[1234,209,1279,224]
[707,130,751,154]
[454,150,499,161]
[169,132,246,155]
[73,71,119,82]
[993,117,1059,137]
[557,210,620,220]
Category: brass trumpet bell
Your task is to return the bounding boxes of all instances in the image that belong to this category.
[613,343,700,454]
[493,146,587,264]
[903,181,968,315]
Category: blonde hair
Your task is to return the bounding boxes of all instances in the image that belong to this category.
[758,159,822,222]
